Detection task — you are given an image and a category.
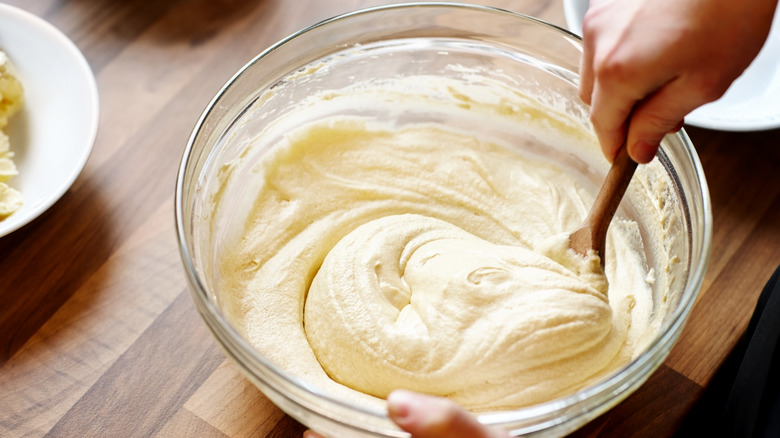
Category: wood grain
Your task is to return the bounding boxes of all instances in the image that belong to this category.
[0,1,778,437]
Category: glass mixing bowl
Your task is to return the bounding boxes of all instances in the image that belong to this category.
[175,3,712,436]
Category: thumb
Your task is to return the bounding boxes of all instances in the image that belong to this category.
[387,390,508,438]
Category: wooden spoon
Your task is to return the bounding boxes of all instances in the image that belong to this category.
[569,146,638,265]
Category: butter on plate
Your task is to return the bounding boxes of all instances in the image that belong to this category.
[0,50,24,218]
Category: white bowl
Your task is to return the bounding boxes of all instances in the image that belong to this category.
[0,4,99,237]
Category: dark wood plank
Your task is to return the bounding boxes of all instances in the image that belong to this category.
[45,291,224,437]
[685,127,780,295]
[267,415,307,438]
[667,184,780,383]
[570,365,702,438]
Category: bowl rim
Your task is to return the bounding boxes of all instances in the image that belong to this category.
[175,1,713,432]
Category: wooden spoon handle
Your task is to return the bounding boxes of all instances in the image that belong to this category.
[588,147,638,239]
[570,147,638,259]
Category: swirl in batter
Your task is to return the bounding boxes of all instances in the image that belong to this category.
[217,116,654,411]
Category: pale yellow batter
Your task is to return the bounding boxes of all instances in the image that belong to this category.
[0,51,24,218]
[211,76,672,412]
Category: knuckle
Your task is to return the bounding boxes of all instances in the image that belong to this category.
[595,54,632,83]
[691,75,730,103]
[588,111,606,131]
[581,1,609,35]
[579,89,592,105]
[588,110,620,138]
[581,14,597,38]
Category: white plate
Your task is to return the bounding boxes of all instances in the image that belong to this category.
[563,0,780,131]
[0,4,99,238]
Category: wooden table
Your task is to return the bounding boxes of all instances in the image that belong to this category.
[1,0,779,436]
